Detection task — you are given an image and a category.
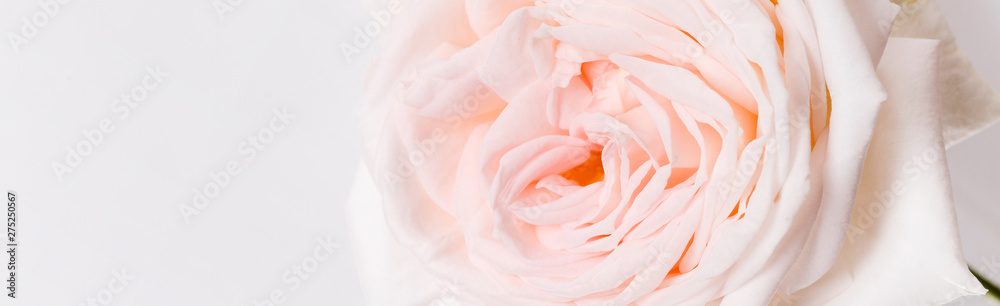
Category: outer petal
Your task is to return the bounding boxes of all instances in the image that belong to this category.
[360,0,478,139]
[790,37,986,305]
[844,0,900,65]
[889,0,1000,147]
[345,166,442,305]
[892,0,1000,297]
[781,0,893,293]
[347,164,558,305]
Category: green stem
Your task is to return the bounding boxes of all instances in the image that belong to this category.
[971,267,1000,304]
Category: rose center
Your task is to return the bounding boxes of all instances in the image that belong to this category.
[559,150,604,186]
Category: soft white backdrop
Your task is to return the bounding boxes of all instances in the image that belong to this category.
[0,0,996,305]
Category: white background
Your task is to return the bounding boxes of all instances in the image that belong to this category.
[0,0,997,305]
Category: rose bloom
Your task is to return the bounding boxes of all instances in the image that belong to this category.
[349,0,1000,305]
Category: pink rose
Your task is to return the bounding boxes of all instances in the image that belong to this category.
[350,0,1000,304]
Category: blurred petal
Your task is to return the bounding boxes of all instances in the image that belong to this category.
[346,165,444,306]
[347,164,560,305]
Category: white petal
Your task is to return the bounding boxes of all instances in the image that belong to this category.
[844,0,901,65]
[790,37,986,305]
[781,0,891,293]
[895,0,1000,294]
[890,0,1000,147]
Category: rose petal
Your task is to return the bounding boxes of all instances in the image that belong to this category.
[790,37,986,305]
[843,0,900,65]
[345,166,442,305]
[889,0,1000,147]
[780,0,892,293]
